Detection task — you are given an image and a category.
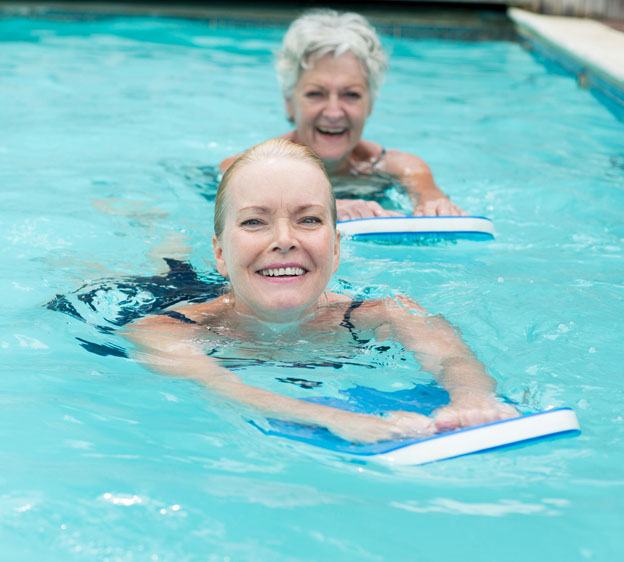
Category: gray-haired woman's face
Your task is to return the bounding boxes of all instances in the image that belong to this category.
[286,52,371,164]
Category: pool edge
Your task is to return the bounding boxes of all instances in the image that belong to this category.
[508,7,624,110]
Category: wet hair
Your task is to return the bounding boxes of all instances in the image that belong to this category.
[214,138,337,237]
[276,9,388,101]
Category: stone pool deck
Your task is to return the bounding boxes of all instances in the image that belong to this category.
[509,7,624,95]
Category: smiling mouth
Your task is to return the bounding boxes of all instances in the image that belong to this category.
[316,126,347,136]
[258,266,307,277]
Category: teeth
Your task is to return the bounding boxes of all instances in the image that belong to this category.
[260,267,305,277]
[318,127,345,134]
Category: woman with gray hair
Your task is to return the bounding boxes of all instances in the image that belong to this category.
[221,9,467,221]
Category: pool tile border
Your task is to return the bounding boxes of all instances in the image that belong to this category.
[1,3,622,115]
[0,2,517,41]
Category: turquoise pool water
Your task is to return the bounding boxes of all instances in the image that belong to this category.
[1,13,623,561]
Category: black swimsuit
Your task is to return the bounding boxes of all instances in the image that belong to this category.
[159,298,370,345]
[157,298,374,379]
[330,148,393,201]
[47,259,225,331]
[46,259,225,358]
[371,147,387,171]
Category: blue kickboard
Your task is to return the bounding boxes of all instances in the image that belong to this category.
[253,385,580,464]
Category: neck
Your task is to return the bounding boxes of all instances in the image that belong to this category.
[322,156,351,176]
[230,294,322,328]
[287,130,351,176]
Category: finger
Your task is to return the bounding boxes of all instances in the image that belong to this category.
[437,201,468,217]
[442,203,462,217]
[434,202,452,216]
[417,201,438,217]
[433,408,462,432]
[462,407,490,427]
[497,403,520,420]
[412,415,436,435]
[365,201,386,216]
[387,412,434,436]
[433,200,454,216]
[350,206,366,219]
[365,202,404,218]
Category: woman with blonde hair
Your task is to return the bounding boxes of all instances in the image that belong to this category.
[127,139,516,444]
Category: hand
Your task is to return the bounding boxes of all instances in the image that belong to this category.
[337,199,404,221]
[433,396,519,433]
[413,197,468,217]
[327,410,435,444]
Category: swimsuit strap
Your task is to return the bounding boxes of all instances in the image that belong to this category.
[157,310,198,324]
[371,147,386,171]
[340,299,370,345]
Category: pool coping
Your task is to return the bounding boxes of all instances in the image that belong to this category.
[0,2,518,40]
[508,8,624,109]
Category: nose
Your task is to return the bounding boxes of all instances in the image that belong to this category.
[322,93,343,121]
[271,219,298,253]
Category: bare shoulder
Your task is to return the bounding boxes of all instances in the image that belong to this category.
[313,292,366,326]
[383,294,428,315]
[323,291,353,305]
[280,130,297,141]
[383,149,432,177]
[219,154,240,172]
[351,295,429,326]
[132,296,232,331]
[171,295,233,324]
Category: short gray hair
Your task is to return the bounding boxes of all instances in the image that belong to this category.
[276,9,388,101]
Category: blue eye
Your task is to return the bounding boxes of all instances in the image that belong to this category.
[241,218,263,227]
[345,92,361,99]
[301,216,322,225]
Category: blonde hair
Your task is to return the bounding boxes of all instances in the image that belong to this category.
[214,138,336,237]
[276,9,387,101]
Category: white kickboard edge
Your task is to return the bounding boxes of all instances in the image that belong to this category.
[337,216,494,237]
[369,409,580,466]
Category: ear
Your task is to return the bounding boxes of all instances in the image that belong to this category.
[285,99,295,124]
[212,234,228,278]
[332,230,341,274]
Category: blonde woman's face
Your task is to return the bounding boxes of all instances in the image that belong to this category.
[286,52,371,165]
[213,157,340,323]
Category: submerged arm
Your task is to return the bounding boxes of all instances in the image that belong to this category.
[379,296,518,430]
[123,313,433,444]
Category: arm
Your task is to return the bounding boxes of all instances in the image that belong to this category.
[383,150,468,217]
[379,296,518,430]
[124,314,434,443]
[335,199,403,221]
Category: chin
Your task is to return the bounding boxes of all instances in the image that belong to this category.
[314,145,349,163]
[264,296,315,317]
[310,137,351,160]
[270,299,308,312]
